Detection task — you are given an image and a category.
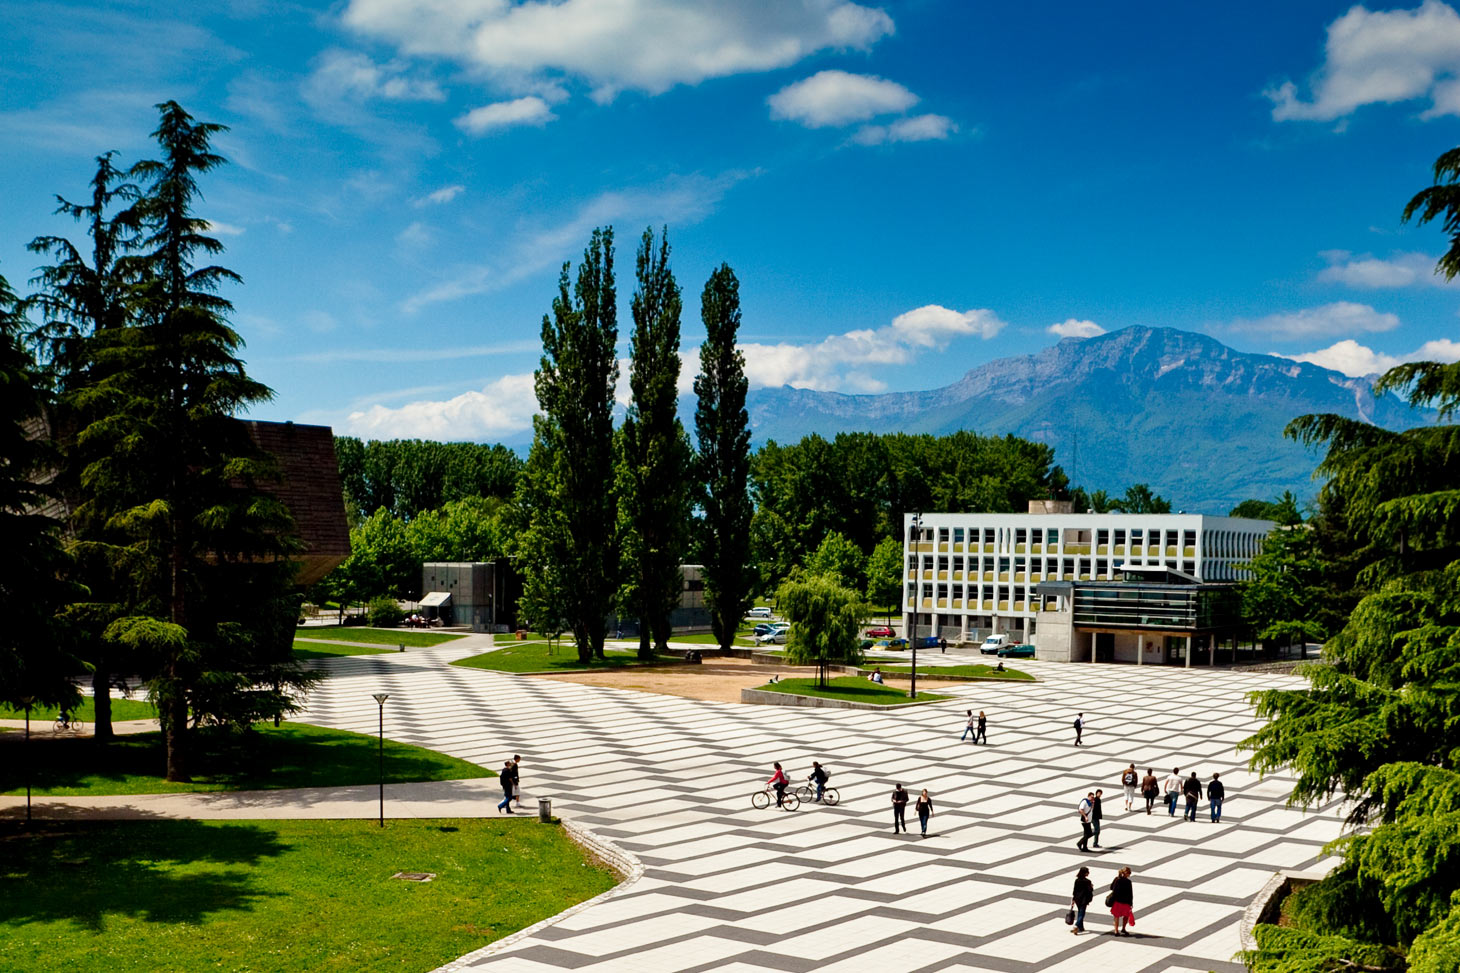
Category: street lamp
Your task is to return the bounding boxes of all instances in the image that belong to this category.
[909,514,922,700]
[371,693,389,827]
[20,695,33,822]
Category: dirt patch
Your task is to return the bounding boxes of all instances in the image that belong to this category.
[529,657,959,703]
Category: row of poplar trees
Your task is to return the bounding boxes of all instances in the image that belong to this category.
[0,102,313,782]
[516,227,754,664]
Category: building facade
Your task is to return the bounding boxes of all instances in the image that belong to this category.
[902,504,1273,646]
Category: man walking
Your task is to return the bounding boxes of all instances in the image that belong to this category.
[1121,763,1138,811]
[1091,788,1104,849]
[511,754,523,808]
[976,710,988,745]
[1164,767,1183,816]
[1076,791,1094,851]
[1208,772,1226,822]
[1073,713,1085,746]
[961,710,976,741]
[1183,771,1203,822]
[892,783,909,833]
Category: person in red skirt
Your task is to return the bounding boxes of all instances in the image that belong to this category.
[1109,866,1136,936]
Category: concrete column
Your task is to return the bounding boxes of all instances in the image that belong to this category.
[1185,635,1193,668]
[1137,639,1144,666]
[1209,635,1216,667]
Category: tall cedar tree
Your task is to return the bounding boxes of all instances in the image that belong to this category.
[618,228,693,657]
[520,227,620,663]
[0,271,77,711]
[74,103,313,780]
[693,265,755,651]
[26,151,142,739]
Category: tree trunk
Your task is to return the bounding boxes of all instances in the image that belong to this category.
[91,662,114,742]
[163,687,189,782]
[638,624,652,660]
[575,623,592,665]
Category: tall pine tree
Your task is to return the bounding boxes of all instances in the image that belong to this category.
[693,264,754,652]
[618,228,692,657]
[519,227,620,663]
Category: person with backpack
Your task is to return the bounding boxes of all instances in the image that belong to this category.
[767,762,789,808]
[1076,791,1094,851]
[1070,866,1095,935]
[1090,788,1105,848]
[1183,771,1203,821]
[1163,767,1183,816]
[891,783,909,833]
[1120,763,1138,811]
[1140,767,1160,814]
[1208,771,1226,822]
[961,710,976,741]
[1073,713,1085,746]
[808,761,830,802]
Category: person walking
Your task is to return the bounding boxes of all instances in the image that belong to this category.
[1164,767,1183,816]
[1070,866,1095,935]
[916,789,934,837]
[1091,788,1104,849]
[496,760,515,813]
[1076,791,1094,851]
[767,762,789,807]
[1183,771,1203,822]
[511,754,523,808]
[1140,768,1160,815]
[976,710,988,745]
[1121,763,1138,811]
[1208,772,1226,822]
[892,783,909,833]
[1073,713,1085,746]
[1109,867,1136,936]
[961,710,976,741]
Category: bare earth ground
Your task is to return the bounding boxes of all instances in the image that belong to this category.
[529,656,958,703]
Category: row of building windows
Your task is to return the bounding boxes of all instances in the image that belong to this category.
[907,555,1217,575]
[914,526,1265,560]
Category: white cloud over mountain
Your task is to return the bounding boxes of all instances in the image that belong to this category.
[1268,0,1460,121]
[1047,319,1105,338]
[1317,249,1451,288]
[1289,337,1460,376]
[1235,301,1400,338]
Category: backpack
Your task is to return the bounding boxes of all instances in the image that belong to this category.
[1073,718,1082,729]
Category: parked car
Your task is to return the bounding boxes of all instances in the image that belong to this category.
[997,643,1035,659]
[980,634,1014,655]
[752,623,775,637]
[875,638,909,650]
[866,625,895,638]
[748,606,773,619]
[756,623,790,645]
[916,635,941,649]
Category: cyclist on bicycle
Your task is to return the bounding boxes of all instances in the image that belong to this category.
[808,762,830,802]
[767,762,789,807]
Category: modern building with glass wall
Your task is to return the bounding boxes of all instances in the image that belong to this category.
[902,502,1274,652]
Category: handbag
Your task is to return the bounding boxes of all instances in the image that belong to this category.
[1064,901,1076,925]
[1105,892,1116,908]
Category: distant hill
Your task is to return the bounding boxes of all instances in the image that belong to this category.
[740,326,1432,513]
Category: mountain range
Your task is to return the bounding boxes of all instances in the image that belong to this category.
[740,326,1432,513]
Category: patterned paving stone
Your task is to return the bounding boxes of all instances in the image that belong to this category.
[294,651,1342,973]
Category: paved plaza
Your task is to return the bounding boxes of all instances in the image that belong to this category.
[294,646,1344,973]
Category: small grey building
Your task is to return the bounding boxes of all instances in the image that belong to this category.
[420,561,521,633]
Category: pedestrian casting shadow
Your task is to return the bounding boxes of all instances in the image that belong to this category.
[0,815,286,931]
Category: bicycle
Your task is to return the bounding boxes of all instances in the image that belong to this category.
[751,786,800,811]
[795,781,840,806]
[54,711,86,733]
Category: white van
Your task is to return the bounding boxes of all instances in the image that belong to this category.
[748,606,772,619]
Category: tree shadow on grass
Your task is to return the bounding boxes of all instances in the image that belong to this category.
[0,816,286,931]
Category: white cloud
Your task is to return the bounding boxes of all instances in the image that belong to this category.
[852,113,956,144]
[1288,337,1460,376]
[342,0,893,99]
[303,48,445,106]
[346,372,540,439]
[300,310,338,334]
[768,70,917,127]
[1234,301,1400,338]
[396,220,433,249]
[417,184,465,206]
[1048,319,1105,338]
[1317,249,1451,288]
[455,96,556,134]
[1268,0,1460,121]
[203,219,246,237]
[740,305,1006,393]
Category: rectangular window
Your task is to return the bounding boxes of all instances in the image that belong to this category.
[936,583,948,599]
[922,583,934,599]
[1183,529,1196,547]
[1047,528,1059,546]
[1130,529,1143,545]
[984,528,996,544]
[1096,529,1109,545]
[937,556,949,571]
[1062,558,1075,575]
[1114,529,1125,545]
[953,527,964,544]
[998,557,1010,573]
[1015,528,1027,544]
[939,527,949,543]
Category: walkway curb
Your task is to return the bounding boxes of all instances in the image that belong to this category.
[430,819,645,972]
[739,688,948,709]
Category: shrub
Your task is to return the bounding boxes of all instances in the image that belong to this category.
[367,596,403,628]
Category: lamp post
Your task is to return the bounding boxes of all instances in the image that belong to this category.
[909,514,922,700]
[371,693,389,827]
[20,695,34,822]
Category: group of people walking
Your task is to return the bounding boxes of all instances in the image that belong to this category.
[1069,865,1135,935]
[496,754,522,812]
[891,783,935,836]
[1134,764,1226,821]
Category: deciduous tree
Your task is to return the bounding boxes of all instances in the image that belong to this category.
[779,575,867,689]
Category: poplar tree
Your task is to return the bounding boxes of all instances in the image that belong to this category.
[520,227,620,663]
[618,228,692,657]
[693,265,754,652]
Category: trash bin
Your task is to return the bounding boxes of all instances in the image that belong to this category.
[398,643,405,653]
[538,797,552,822]
[516,629,527,641]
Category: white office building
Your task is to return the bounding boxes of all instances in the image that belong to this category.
[902,502,1274,646]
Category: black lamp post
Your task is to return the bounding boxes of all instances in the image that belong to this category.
[909,514,922,700]
[371,693,389,827]
[20,695,34,822]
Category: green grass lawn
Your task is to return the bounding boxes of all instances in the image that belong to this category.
[1,722,491,797]
[873,664,1034,681]
[0,697,159,722]
[755,677,951,705]
[0,817,618,973]
[292,640,400,660]
[668,628,757,645]
[293,627,467,647]
[453,641,669,673]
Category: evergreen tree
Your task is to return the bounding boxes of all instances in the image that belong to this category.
[618,228,692,657]
[518,228,620,664]
[693,264,755,652]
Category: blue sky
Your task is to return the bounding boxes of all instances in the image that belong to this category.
[3,0,1460,441]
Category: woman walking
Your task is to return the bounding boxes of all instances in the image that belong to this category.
[1070,866,1094,935]
[1109,866,1136,936]
[1140,768,1159,815]
[915,789,934,837]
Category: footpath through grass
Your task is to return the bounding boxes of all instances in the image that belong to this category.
[756,676,951,705]
[294,627,467,647]
[0,697,158,722]
[454,640,668,673]
[1,722,491,797]
[0,817,618,973]
[872,664,1034,681]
